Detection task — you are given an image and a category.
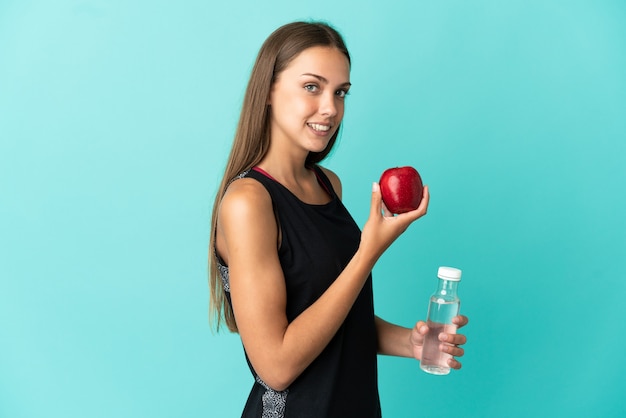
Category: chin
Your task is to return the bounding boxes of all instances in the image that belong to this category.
[307,136,334,153]
[308,144,330,155]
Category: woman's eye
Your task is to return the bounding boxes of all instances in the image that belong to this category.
[304,84,318,92]
[336,89,349,98]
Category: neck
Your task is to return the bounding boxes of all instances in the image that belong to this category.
[257,152,312,184]
[256,152,330,205]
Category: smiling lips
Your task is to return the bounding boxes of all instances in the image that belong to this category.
[307,123,331,133]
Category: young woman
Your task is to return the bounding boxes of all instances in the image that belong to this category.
[209,21,468,417]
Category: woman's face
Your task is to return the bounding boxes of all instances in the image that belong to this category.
[268,46,351,157]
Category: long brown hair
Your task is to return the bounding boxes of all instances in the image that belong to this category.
[209,21,351,332]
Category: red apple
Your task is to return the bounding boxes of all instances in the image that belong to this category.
[379,166,424,214]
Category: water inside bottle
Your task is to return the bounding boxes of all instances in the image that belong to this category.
[420,300,459,375]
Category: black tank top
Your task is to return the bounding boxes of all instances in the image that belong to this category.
[218,165,381,417]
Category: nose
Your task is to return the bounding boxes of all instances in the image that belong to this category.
[319,92,338,117]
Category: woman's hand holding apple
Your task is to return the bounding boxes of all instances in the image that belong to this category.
[359,176,429,262]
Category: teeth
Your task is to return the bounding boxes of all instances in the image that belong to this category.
[308,123,330,132]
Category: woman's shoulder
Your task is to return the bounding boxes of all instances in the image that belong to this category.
[216,175,279,268]
[317,165,343,199]
[220,176,273,218]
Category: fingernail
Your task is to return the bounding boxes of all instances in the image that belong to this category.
[372,182,379,192]
[439,333,447,341]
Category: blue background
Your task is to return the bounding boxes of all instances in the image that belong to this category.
[1,1,625,417]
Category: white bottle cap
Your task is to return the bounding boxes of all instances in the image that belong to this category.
[438,266,462,281]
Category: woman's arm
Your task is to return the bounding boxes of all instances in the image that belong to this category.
[217,177,429,391]
[374,316,413,357]
[375,315,469,369]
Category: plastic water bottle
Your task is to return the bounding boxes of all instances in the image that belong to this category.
[420,266,462,375]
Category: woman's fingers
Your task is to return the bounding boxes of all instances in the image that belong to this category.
[440,342,465,358]
[439,332,467,346]
[452,315,469,329]
[417,185,430,214]
[362,183,431,261]
[370,182,383,218]
[447,357,463,370]
[381,200,392,218]
[416,321,428,335]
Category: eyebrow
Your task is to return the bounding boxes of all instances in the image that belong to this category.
[301,73,351,88]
